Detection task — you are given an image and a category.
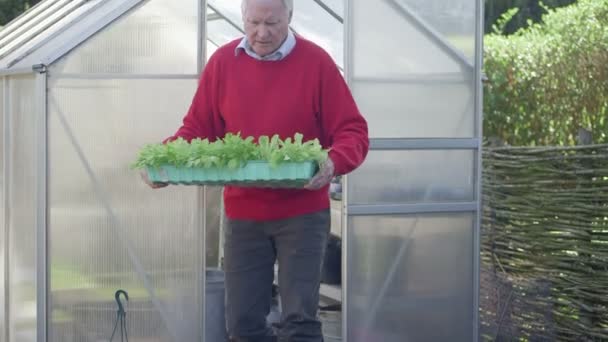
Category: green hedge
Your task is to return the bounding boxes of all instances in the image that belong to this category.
[483,0,608,146]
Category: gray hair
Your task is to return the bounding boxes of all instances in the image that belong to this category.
[241,0,294,15]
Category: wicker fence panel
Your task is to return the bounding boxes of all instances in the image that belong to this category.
[481,145,608,341]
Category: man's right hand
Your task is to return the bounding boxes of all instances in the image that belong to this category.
[140,170,168,189]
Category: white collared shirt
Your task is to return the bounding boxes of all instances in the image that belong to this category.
[235,30,296,61]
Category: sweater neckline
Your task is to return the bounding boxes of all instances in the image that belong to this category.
[241,36,301,65]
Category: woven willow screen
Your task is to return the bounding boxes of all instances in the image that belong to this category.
[481,145,608,341]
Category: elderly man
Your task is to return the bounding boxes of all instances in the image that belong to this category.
[144,0,368,340]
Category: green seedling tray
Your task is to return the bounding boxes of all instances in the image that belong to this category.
[147,161,318,188]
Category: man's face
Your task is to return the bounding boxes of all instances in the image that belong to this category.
[242,0,291,57]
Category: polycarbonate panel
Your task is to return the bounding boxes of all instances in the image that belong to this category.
[347,213,474,341]
[47,76,204,341]
[352,80,474,138]
[0,0,72,50]
[0,0,101,70]
[349,150,475,205]
[0,0,64,43]
[350,0,476,138]
[0,78,5,340]
[317,0,344,17]
[53,0,198,74]
[292,0,343,68]
[207,18,242,48]
[351,0,467,78]
[206,1,241,30]
[7,75,38,342]
[396,0,476,60]
[0,0,84,60]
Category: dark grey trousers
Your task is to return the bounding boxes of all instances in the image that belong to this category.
[224,210,330,342]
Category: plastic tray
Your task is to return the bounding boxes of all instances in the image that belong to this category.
[147,161,318,188]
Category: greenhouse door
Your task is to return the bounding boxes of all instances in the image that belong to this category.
[343,0,482,341]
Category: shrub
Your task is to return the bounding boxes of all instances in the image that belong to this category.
[483,0,608,146]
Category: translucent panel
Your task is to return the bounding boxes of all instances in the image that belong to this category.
[207,41,219,60]
[352,0,468,78]
[7,75,38,342]
[396,0,476,60]
[0,0,85,60]
[207,0,344,67]
[292,0,343,68]
[350,0,476,138]
[0,0,72,50]
[0,0,101,70]
[205,1,243,31]
[316,0,344,17]
[349,150,475,204]
[347,213,474,341]
[0,0,64,43]
[47,77,204,341]
[352,80,474,138]
[52,0,198,74]
[0,78,4,340]
[207,18,243,47]
[207,0,243,45]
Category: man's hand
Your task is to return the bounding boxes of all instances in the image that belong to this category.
[304,158,335,190]
[140,170,168,189]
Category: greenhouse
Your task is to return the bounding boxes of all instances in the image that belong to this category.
[0,0,483,341]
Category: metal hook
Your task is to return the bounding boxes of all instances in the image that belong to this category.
[115,289,129,315]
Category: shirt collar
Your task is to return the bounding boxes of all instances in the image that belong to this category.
[235,30,296,61]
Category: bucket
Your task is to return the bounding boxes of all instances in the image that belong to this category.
[319,304,341,342]
[205,268,227,342]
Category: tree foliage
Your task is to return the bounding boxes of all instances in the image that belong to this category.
[0,0,41,27]
[484,0,608,146]
[485,0,579,34]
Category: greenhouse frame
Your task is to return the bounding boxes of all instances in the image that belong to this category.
[0,0,483,341]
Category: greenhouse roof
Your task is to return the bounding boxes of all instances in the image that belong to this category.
[0,0,474,77]
[0,0,345,74]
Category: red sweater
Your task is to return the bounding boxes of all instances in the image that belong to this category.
[168,36,369,221]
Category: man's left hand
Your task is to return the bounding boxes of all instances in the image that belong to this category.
[304,157,335,190]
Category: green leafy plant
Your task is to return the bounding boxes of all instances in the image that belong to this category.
[132,132,329,170]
